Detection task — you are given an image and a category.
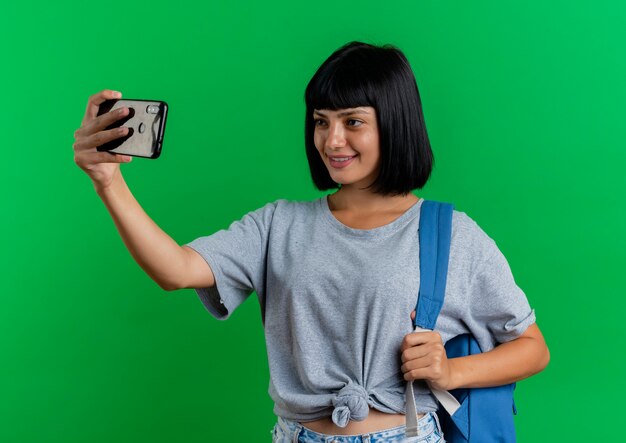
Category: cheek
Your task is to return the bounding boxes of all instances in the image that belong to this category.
[367,134,381,157]
[313,133,325,154]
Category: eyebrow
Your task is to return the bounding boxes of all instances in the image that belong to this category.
[313,109,370,117]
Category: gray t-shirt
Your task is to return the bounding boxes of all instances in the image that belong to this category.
[184,196,536,426]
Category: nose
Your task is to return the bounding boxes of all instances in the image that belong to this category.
[324,121,347,150]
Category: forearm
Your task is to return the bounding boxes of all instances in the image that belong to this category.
[447,324,550,389]
[95,174,187,291]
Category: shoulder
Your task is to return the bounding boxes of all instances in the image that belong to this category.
[449,207,501,265]
[241,197,322,227]
[267,197,323,217]
[239,197,308,216]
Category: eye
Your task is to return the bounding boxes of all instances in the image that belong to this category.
[313,118,326,126]
[347,119,363,127]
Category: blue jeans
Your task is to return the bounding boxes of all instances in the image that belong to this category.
[271,412,445,443]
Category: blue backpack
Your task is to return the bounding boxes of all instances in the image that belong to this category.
[405,200,517,442]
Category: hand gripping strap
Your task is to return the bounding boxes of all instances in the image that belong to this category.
[406,201,460,438]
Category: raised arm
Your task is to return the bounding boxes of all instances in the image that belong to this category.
[73,89,215,292]
[96,175,215,291]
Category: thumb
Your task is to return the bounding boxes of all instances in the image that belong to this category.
[410,310,416,321]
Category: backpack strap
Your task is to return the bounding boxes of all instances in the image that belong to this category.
[414,200,454,330]
[406,200,461,438]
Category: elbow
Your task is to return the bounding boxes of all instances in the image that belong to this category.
[538,344,550,373]
[522,323,550,376]
[158,279,180,292]
[536,327,551,373]
[529,341,550,377]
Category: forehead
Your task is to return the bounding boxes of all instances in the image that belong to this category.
[313,107,374,117]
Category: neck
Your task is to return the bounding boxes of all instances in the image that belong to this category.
[328,185,419,213]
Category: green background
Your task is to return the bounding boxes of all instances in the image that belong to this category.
[1,0,624,441]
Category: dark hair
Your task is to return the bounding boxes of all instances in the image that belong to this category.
[304,41,434,196]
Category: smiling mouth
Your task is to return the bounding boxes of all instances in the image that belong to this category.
[328,155,357,161]
[328,155,357,168]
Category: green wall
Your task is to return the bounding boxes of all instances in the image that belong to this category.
[1,0,624,441]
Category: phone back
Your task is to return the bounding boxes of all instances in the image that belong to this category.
[96,99,168,159]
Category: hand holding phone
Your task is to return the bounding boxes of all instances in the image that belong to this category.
[96,98,168,159]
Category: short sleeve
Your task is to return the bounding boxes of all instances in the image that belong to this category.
[465,238,537,352]
[183,201,278,320]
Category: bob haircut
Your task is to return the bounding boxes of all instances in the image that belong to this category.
[304,41,434,196]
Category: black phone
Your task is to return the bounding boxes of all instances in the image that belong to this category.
[96,99,168,159]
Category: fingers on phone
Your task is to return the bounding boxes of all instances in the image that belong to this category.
[90,106,126,133]
[102,126,129,144]
[96,151,132,163]
[84,90,122,123]
[81,126,127,152]
[92,89,122,104]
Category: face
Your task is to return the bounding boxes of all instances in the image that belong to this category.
[312,106,380,190]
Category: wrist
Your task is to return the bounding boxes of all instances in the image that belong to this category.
[446,358,462,390]
[94,173,126,198]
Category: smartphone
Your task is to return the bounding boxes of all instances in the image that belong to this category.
[96,99,168,159]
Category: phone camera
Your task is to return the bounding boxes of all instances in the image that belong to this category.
[146,105,160,114]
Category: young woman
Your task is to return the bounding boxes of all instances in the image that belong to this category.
[73,41,549,443]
